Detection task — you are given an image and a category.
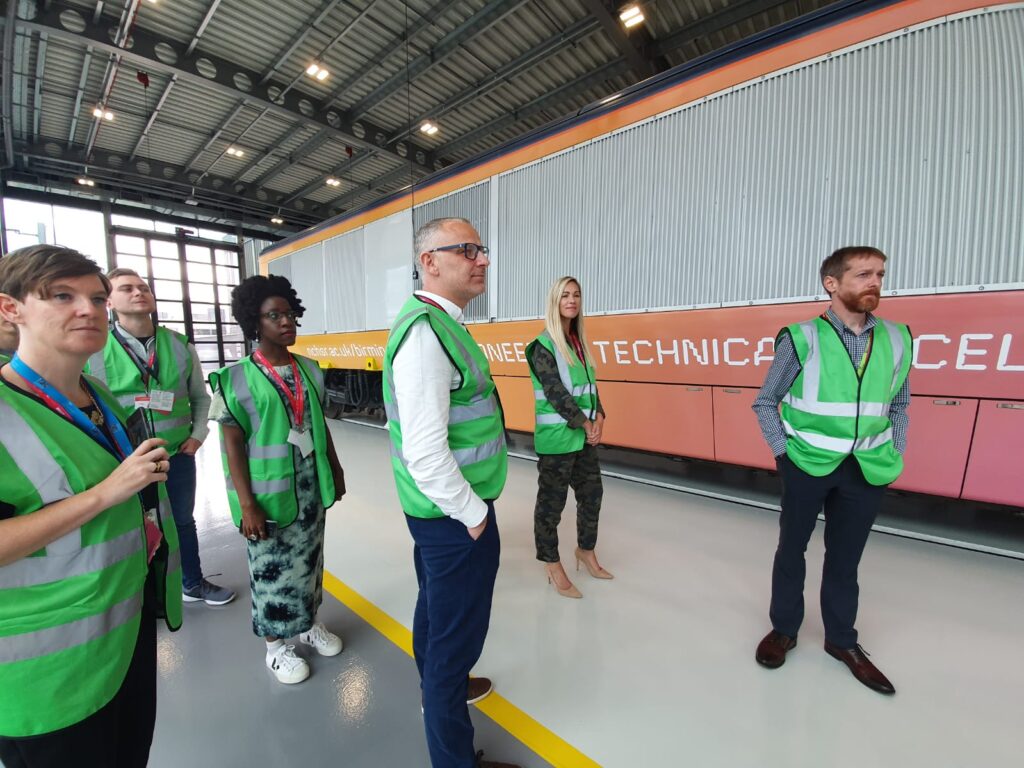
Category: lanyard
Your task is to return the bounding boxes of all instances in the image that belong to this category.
[9,354,132,459]
[821,314,874,379]
[568,331,586,365]
[112,326,159,386]
[253,351,305,427]
[415,294,446,312]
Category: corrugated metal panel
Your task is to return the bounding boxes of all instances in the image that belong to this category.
[496,8,1024,319]
[323,228,366,332]
[288,243,325,335]
[412,181,491,321]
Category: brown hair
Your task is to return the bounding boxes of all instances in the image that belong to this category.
[0,245,110,301]
[107,267,142,281]
[820,246,887,295]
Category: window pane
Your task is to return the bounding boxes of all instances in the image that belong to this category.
[215,249,239,266]
[162,322,187,335]
[154,221,179,235]
[187,262,214,283]
[218,285,234,303]
[215,265,239,285]
[186,245,211,263]
[151,258,181,280]
[194,343,222,362]
[150,240,178,259]
[53,206,108,271]
[116,254,148,276]
[201,228,236,244]
[115,235,146,255]
[111,214,154,230]
[157,302,184,322]
[219,306,233,322]
[192,323,219,341]
[222,342,246,359]
[153,280,183,301]
[221,323,244,342]
[201,361,221,377]
[190,283,215,303]
[190,303,217,323]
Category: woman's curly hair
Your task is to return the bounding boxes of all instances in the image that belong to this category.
[231,274,305,340]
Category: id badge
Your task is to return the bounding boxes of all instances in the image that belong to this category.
[147,389,175,413]
[288,427,314,458]
[134,394,151,409]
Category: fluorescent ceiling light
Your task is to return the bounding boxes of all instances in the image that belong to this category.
[77,177,96,187]
[226,146,244,157]
[420,121,439,136]
[271,217,285,225]
[326,177,341,187]
[307,63,329,80]
[620,5,641,22]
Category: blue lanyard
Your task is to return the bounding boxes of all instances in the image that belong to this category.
[9,354,133,459]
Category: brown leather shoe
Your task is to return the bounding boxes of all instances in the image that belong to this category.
[755,630,797,669]
[824,642,896,695]
[475,749,521,768]
[467,676,493,704]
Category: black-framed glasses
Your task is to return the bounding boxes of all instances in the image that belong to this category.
[260,310,302,322]
[428,242,489,261]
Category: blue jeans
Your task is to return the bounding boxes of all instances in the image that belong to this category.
[406,504,500,768]
[166,452,202,591]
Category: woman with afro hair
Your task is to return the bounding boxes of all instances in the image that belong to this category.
[208,274,346,684]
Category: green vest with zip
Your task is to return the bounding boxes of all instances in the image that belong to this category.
[527,331,598,455]
[208,355,334,528]
[0,377,182,738]
[780,317,912,485]
[86,326,194,456]
[383,296,507,519]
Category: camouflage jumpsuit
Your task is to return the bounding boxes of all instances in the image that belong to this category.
[529,343,605,563]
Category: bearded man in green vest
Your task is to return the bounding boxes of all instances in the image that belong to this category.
[384,218,518,768]
[752,246,911,695]
[87,268,234,607]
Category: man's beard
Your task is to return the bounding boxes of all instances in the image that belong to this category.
[840,289,880,314]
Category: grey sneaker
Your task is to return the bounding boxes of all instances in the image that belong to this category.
[182,578,236,606]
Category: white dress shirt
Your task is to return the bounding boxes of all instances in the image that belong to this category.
[391,290,488,528]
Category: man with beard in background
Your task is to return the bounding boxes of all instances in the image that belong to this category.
[751,246,911,695]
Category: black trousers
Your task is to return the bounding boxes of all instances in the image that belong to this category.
[0,598,157,768]
[769,455,886,649]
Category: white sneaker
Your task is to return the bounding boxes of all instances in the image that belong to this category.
[265,644,310,684]
[299,622,343,656]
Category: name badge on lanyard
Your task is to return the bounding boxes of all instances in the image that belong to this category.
[254,351,315,458]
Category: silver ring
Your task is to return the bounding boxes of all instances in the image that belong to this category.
[247,534,258,541]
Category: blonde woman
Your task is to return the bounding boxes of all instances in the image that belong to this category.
[527,277,611,599]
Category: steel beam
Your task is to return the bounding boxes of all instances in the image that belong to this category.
[327,163,424,212]
[130,76,177,160]
[249,130,332,188]
[15,138,325,224]
[321,0,455,111]
[66,45,92,148]
[387,15,601,146]
[2,0,16,168]
[22,1,435,173]
[579,0,659,78]
[278,149,380,206]
[185,0,223,57]
[33,32,48,142]
[350,0,529,121]
[257,0,345,85]
[651,0,792,57]
[437,59,630,160]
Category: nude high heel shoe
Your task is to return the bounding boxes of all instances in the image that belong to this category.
[545,563,582,599]
[575,547,614,580]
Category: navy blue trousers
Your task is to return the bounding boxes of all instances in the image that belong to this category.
[406,504,500,768]
[770,455,886,649]
[166,452,202,590]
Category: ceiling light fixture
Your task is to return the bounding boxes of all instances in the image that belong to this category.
[77,176,96,187]
[325,177,341,187]
[93,105,113,120]
[306,62,329,81]
[420,121,439,136]
[271,216,285,225]
[620,5,644,27]
[226,146,244,157]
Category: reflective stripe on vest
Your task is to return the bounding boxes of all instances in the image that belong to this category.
[0,594,141,664]
[782,319,908,419]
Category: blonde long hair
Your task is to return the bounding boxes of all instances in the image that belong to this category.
[544,276,593,367]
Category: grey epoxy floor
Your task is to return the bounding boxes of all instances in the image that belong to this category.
[150,431,549,768]
[147,421,1024,768]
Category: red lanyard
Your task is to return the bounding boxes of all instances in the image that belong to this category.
[416,294,445,312]
[568,332,586,364]
[253,351,305,426]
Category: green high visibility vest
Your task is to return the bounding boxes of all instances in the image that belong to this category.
[0,352,10,365]
[208,355,335,528]
[0,377,182,738]
[779,316,912,485]
[86,326,194,455]
[383,296,507,519]
[527,331,598,455]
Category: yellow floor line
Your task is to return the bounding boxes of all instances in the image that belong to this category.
[323,570,601,768]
